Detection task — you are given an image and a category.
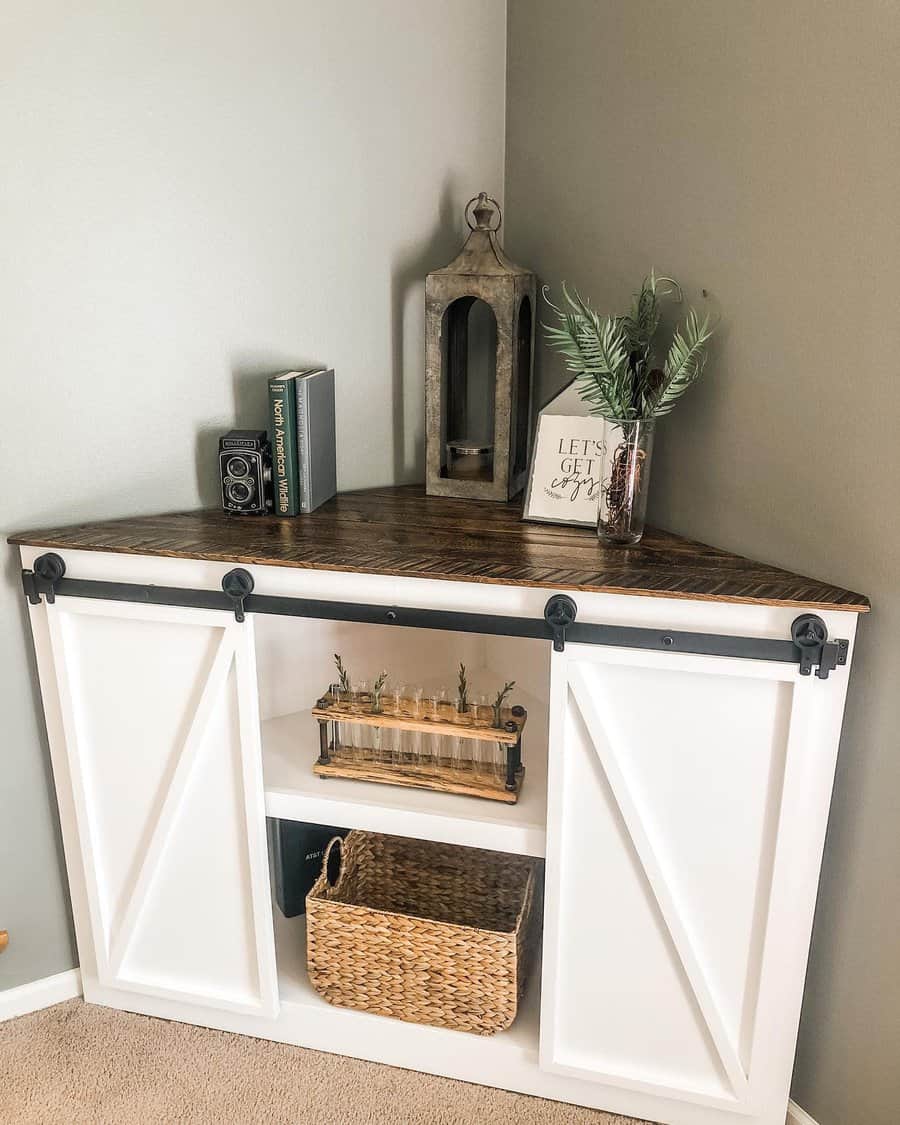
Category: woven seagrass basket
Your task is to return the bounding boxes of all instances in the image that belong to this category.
[305,830,538,1035]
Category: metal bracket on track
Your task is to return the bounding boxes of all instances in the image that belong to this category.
[22,553,67,605]
[544,594,578,652]
[221,568,255,623]
[791,614,849,680]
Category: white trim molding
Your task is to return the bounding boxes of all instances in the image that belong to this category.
[0,968,83,1022]
[787,1099,821,1125]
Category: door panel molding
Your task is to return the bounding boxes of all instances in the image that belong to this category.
[107,628,235,978]
[569,668,749,1104]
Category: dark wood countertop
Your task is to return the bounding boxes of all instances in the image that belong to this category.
[9,485,869,612]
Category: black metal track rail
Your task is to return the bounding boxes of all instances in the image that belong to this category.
[21,555,848,679]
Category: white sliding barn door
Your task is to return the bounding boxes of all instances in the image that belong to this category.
[44,598,278,1018]
[541,641,846,1125]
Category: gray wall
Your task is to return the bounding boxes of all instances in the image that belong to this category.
[0,0,506,991]
[506,2,898,1122]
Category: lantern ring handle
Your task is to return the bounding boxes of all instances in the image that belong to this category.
[465,194,502,232]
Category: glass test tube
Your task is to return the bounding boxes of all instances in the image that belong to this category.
[389,682,406,716]
[329,682,343,756]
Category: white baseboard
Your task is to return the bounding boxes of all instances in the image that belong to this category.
[787,1100,821,1125]
[0,968,83,1022]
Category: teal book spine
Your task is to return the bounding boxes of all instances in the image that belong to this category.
[268,374,299,516]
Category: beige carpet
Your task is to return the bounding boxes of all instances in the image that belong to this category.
[0,999,653,1125]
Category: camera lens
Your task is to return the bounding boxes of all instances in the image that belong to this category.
[226,479,253,505]
[225,455,251,479]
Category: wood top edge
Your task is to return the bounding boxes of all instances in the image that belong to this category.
[8,531,871,613]
[7,485,871,614]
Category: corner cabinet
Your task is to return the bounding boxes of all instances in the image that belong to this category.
[12,490,868,1125]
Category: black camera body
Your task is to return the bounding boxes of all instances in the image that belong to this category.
[219,430,273,515]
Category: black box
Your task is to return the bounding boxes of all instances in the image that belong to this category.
[269,819,349,917]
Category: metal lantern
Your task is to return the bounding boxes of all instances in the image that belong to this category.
[425,193,536,501]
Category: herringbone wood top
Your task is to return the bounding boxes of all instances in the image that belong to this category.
[10,485,869,611]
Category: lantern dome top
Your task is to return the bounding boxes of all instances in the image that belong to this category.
[429,192,533,279]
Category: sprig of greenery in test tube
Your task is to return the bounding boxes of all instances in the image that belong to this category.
[333,654,351,695]
[492,681,516,727]
[371,670,388,713]
[457,663,469,713]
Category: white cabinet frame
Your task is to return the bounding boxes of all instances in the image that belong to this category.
[19,543,860,1125]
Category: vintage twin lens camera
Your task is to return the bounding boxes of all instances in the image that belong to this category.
[219,430,273,515]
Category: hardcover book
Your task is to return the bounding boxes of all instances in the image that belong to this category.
[295,368,337,513]
[268,372,301,516]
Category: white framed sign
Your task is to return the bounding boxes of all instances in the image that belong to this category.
[523,413,605,526]
[522,380,607,527]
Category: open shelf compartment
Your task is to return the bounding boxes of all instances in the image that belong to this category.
[263,694,546,857]
[255,616,549,856]
[269,825,544,1060]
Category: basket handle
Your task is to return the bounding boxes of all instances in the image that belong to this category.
[322,834,344,890]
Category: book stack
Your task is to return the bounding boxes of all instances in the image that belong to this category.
[268,368,337,516]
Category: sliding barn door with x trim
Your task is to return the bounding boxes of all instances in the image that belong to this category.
[540,640,842,1125]
[44,598,278,1018]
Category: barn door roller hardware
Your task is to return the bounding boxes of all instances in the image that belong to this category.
[21,552,66,605]
[20,556,847,678]
[221,568,255,622]
[542,593,847,678]
[544,595,577,652]
[791,614,849,679]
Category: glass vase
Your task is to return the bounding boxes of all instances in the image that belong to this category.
[597,418,655,546]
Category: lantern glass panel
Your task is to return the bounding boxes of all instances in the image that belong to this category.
[439,297,497,484]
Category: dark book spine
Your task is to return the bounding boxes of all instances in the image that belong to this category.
[296,377,311,513]
[268,376,299,516]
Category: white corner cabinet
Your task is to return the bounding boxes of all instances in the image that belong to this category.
[12,490,868,1125]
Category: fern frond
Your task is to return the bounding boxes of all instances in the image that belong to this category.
[622,271,660,357]
[650,310,715,416]
[543,283,634,418]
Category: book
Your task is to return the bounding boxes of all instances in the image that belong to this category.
[295,368,337,513]
[268,372,301,516]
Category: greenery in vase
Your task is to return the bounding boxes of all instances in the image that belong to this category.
[333,654,351,696]
[543,272,716,421]
[491,681,516,728]
[457,663,469,713]
[371,670,388,713]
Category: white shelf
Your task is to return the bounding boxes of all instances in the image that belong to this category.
[262,693,548,857]
[272,906,541,1061]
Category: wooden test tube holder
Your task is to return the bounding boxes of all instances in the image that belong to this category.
[312,691,526,804]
